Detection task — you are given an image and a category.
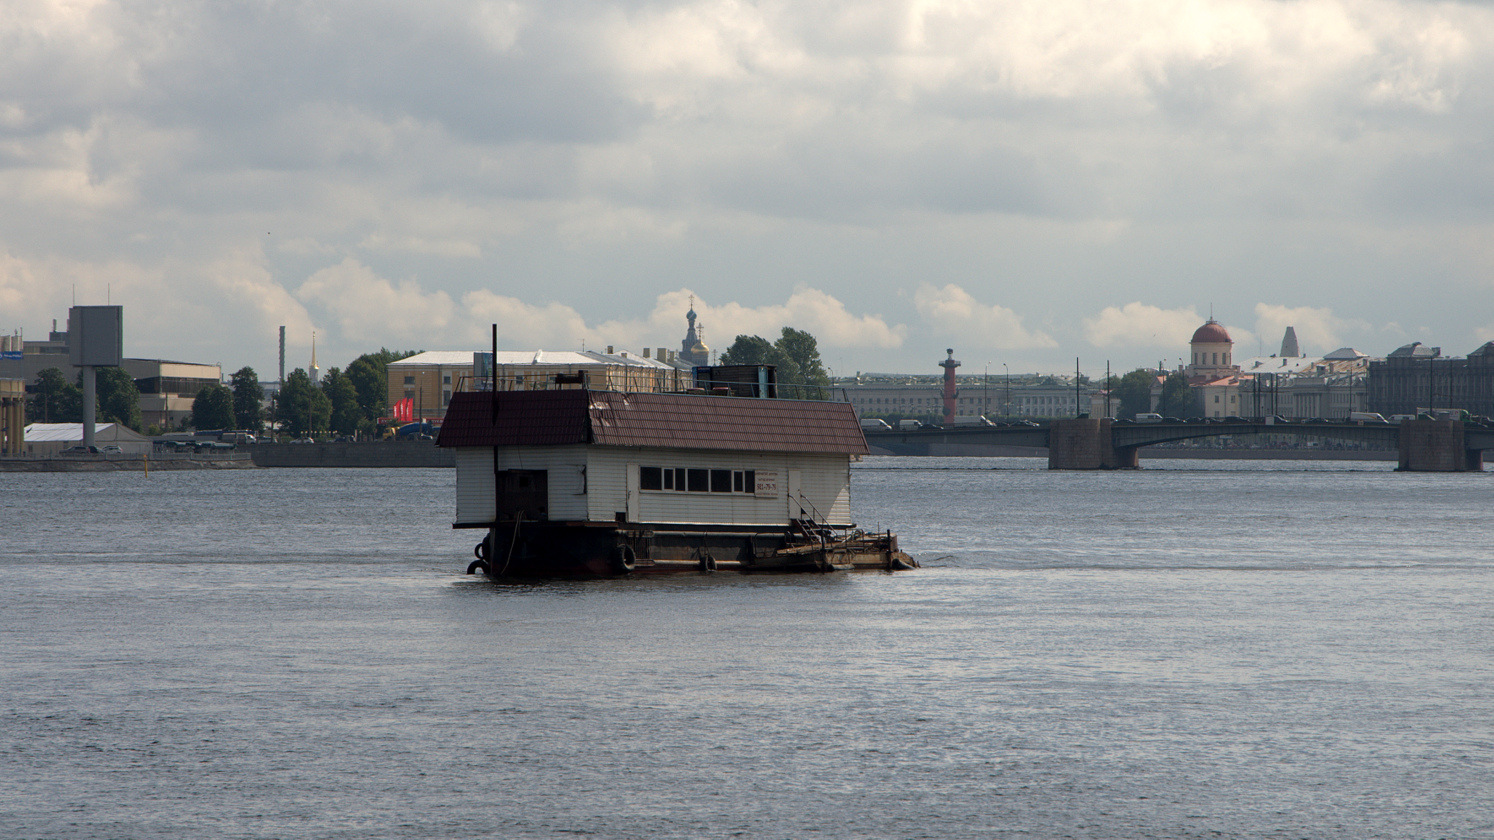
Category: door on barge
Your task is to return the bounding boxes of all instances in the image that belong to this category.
[495,469,548,521]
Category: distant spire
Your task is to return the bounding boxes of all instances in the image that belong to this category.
[310,330,320,385]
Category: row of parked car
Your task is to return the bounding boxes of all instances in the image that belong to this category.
[155,439,237,452]
[862,412,1494,431]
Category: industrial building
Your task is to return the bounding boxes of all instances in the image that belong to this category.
[0,316,220,429]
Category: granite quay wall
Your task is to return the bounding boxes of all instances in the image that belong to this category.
[250,441,455,468]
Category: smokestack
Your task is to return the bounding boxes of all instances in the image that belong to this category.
[279,326,286,384]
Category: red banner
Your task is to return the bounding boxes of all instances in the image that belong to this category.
[392,398,414,424]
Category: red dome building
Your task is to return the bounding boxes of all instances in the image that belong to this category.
[1189,318,1234,372]
[1186,317,1242,418]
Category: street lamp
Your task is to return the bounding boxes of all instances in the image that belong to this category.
[984,363,990,419]
[1002,363,1010,418]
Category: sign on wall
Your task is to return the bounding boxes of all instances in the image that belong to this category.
[754,470,779,498]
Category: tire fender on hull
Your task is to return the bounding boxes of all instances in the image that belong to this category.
[468,539,490,575]
[612,543,637,574]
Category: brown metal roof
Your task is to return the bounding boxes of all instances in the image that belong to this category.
[437,390,868,455]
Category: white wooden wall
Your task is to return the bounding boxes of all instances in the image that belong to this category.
[454,444,853,527]
[452,445,589,525]
[584,447,853,527]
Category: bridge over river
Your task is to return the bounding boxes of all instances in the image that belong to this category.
[864,418,1494,472]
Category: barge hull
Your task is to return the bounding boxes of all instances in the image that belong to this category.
[468,520,916,578]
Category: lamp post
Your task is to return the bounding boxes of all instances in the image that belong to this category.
[1002,363,1010,418]
[984,363,990,419]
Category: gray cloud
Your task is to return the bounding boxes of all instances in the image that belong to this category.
[3,0,1494,376]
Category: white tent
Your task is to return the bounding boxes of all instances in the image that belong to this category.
[21,423,152,457]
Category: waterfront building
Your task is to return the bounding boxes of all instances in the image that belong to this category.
[1366,341,1494,417]
[1183,319,1244,418]
[835,376,1116,420]
[387,348,691,420]
[1179,322,1372,420]
[0,315,220,429]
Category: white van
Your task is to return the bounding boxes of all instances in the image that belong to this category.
[859,418,892,431]
[1134,413,1163,423]
[1347,412,1387,424]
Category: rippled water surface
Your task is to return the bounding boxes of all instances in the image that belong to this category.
[3,458,1492,839]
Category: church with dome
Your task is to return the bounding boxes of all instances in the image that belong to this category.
[678,302,710,368]
[1183,318,1244,418]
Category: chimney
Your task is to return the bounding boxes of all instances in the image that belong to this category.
[643,348,651,358]
[606,345,614,355]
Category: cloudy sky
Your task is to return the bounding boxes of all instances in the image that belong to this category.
[3,0,1492,380]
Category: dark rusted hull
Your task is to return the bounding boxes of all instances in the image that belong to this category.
[466,521,917,579]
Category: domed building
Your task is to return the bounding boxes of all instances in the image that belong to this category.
[1188,319,1234,376]
[678,303,710,368]
[1185,318,1243,418]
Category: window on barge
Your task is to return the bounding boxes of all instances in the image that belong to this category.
[640,466,755,494]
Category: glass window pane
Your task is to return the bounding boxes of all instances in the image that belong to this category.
[640,467,662,491]
[687,468,709,492]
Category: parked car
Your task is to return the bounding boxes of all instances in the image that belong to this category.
[61,445,99,454]
[100,445,123,453]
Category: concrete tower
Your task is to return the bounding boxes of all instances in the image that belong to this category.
[1280,326,1299,358]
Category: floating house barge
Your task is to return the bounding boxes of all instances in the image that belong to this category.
[437,388,916,577]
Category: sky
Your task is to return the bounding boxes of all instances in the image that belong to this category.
[3,0,1493,381]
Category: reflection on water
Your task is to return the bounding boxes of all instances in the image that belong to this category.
[3,461,1492,839]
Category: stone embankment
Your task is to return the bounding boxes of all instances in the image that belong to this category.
[249,440,453,468]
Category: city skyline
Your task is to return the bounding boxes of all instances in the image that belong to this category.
[4,1,1492,379]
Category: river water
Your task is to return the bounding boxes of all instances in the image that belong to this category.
[2,458,1491,839]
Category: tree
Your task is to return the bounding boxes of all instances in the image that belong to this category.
[192,384,235,431]
[28,368,82,423]
[717,328,833,399]
[1112,369,1159,419]
[346,348,418,424]
[775,327,830,399]
[719,334,799,389]
[321,367,361,436]
[276,368,332,437]
[94,366,142,430]
[230,367,264,432]
[1157,371,1199,418]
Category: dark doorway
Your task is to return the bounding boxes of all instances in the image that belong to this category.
[496,470,548,520]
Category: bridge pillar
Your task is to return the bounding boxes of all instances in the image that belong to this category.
[1397,419,1479,472]
[1048,418,1136,470]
